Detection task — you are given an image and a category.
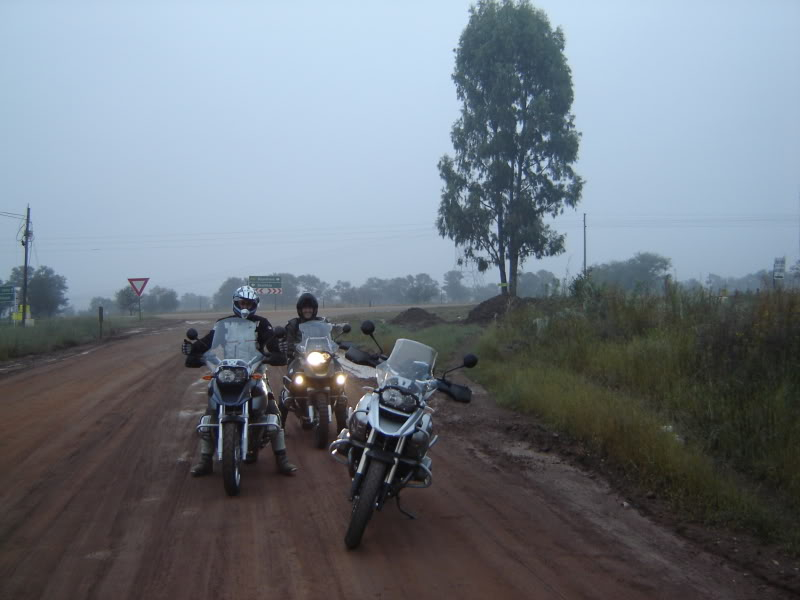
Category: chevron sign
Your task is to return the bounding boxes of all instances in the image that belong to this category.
[255,288,283,295]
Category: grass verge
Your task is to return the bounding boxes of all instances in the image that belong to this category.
[0,316,144,361]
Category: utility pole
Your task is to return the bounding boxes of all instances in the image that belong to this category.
[583,213,587,276]
[21,205,32,326]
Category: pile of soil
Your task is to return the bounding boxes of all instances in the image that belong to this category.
[390,307,445,329]
[465,294,537,324]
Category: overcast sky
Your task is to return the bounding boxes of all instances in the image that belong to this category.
[1,0,798,308]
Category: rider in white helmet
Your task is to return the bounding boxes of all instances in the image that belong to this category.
[182,285,297,476]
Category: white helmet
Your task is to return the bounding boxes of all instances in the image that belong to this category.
[233,285,259,318]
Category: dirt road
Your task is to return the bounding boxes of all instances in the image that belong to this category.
[0,318,789,599]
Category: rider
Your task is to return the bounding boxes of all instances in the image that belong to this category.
[182,285,297,477]
[280,292,327,427]
[283,292,325,358]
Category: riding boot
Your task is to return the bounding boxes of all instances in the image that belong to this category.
[270,428,297,475]
[190,435,214,477]
[275,450,297,475]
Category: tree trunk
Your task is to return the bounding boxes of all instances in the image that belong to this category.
[509,250,518,297]
[496,195,508,296]
[498,261,508,296]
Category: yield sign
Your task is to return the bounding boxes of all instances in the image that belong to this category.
[128,278,150,297]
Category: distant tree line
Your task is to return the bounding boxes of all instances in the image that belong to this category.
[3,256,799,320]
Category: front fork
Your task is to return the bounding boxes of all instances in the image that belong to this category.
[349,430,407,506]
[216,403,249,461]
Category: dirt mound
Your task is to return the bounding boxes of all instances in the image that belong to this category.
[390,307,445,329]
[465,294,537,324]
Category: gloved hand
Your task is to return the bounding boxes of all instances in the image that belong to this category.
[278,339,288,354]
[181,340,193,355]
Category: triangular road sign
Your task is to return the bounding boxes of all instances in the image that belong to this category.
[128,278,150,297]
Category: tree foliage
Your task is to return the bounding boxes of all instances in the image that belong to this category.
[212,277,248,310]
[8,265,69,317]
[179,293,211,311]
[437,0,583,296]
[443,270,471,302]
[405,273,440,304]
[589,252,672,293]
[141,286,179,313]
[116,286,139,315]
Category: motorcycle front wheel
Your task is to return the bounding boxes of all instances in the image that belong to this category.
[222,422,242,496]
[312,392,330,449]
[344,460,387,549]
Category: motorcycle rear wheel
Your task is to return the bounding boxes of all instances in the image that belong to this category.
[222,422,242,496]
[344,460,387,549]
[313,392,330,449]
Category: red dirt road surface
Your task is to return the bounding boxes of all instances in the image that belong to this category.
[0,319,790,599]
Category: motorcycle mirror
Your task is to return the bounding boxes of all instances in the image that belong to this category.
[273,325,286,338]
[186,328,198,340]
[463,354,478,369]
[360,320,375,335]
[342,323,352,334]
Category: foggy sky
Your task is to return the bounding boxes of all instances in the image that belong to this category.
[1,0,799,309]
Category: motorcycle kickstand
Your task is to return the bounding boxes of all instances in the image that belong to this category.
[395,495,416,520]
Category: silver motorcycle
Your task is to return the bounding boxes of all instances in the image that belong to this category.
[330,320,477,549]
[186,318,284,496]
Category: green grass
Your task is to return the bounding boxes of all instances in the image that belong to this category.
[335,310,481,366]
[471,288,800,552]
[0,316,144,361]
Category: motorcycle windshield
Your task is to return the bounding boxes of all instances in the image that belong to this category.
[203,317,262,366]
[376,338,437,390]
[298,321,338,354]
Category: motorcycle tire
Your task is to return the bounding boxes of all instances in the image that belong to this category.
[313,392,330,449]
[344,460,387,550]
[222,422,242,496]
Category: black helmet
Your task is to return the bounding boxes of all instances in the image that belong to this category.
[296,293,318,319]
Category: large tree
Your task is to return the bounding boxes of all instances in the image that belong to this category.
[437,0,583,296]
[212,277,247,310]
[9,265,69,317]
[591,252,672,293]
[116,286,139,315]
[443,270,471,302]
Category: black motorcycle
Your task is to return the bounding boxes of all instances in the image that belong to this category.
[280,321,351,449]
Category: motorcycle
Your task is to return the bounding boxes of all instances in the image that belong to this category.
[185,318,286,496]
[330,320,477,549]
[280,321,351,449]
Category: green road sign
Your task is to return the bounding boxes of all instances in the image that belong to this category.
[248,276,282,294]
[0,285,15,303]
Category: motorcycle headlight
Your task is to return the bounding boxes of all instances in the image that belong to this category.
[293,374,304,386]
[381,389,416,412]
[335,373,347,386]
[306,351,331,367]
[218,367,246,384]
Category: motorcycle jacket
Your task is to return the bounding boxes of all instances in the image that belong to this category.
[191,314,282,357]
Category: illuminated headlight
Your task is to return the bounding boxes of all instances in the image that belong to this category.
[293,374,304,386]
[335,373,347,386]
[218,368,246,384]
[306,351,331,367]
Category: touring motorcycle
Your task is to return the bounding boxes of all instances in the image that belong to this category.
[279,321,351,449]
[185,318,285,496]
[330,320,477,549]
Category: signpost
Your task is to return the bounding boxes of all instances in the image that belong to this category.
[249,276,282,309]
[0,285,15,305]
[773,257,786,289]
[128,278,150,320]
